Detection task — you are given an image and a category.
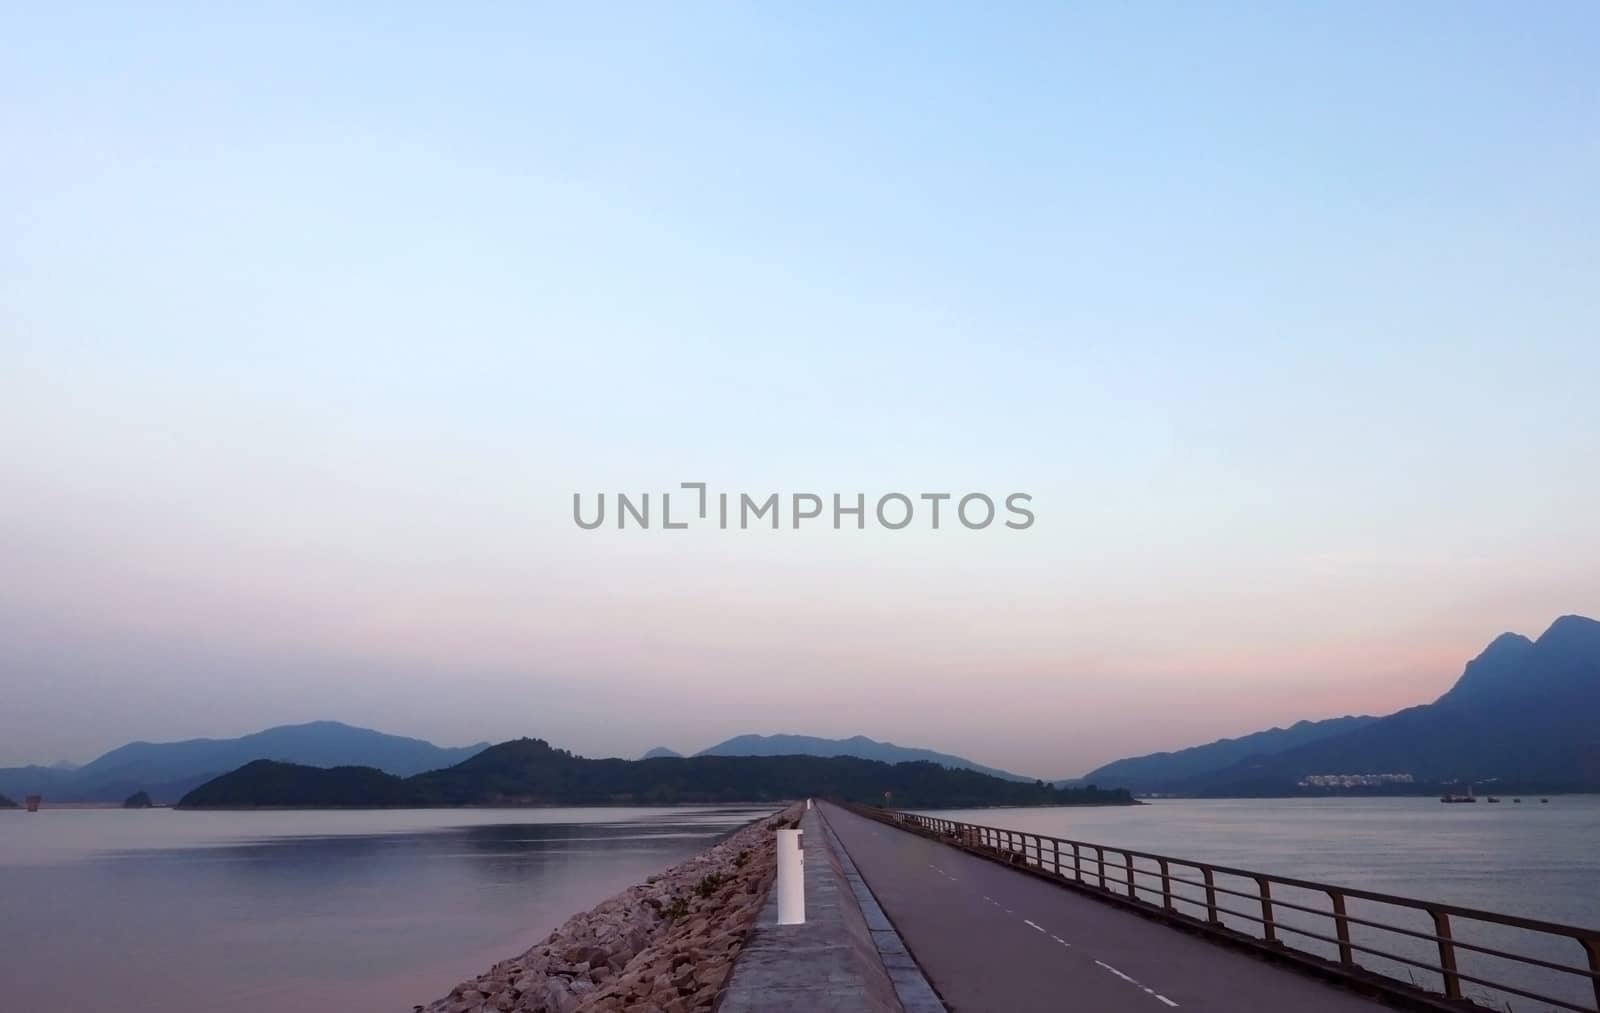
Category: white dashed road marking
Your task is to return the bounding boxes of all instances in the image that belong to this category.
[1094,959,1179,1007]
[917,838,1174,1006]
[1096,961,1138,984]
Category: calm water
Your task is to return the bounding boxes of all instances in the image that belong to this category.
[923,796,1600,1012]
[0,805,775,1012]
[4,800,1596,1013]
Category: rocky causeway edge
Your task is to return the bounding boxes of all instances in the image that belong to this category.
[419,804,800,1013]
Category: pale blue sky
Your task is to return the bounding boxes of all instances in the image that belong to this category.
[2,3,1597,774]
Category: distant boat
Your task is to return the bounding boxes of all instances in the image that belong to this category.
[1487,796,1501,803]
[1513,798,1522,803]
[1540,798,1550,803]
[1441,785,1477,803]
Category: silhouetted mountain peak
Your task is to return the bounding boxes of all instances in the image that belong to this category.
[1438,630,1535,703]
[462,737,562,765]
[640,746,682,759]
[0,721,490,803]
[1537,613,1600,646]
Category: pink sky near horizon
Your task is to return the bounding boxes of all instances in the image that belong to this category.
[3,487,1590,775]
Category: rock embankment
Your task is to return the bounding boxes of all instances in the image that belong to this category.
[419,805,801,1013]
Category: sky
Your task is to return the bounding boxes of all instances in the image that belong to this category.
[2,3,1597,777]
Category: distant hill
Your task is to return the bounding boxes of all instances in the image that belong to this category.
[1107,615,1600,796]
[0,766,77,800]
[180,738,1138,809]
[640,746,682,759]
[1078,715,1379,793]
[0,722,489,804]
[182,760,416,808]
[695,733,1036,782]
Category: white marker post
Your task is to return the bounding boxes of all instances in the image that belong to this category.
[776,827,805,925]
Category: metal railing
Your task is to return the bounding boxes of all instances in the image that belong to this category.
[848,804,1600,1013]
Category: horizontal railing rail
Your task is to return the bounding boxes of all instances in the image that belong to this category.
[845,804,1600,1013]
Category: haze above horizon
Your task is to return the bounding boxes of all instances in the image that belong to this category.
[3,5,1597,775]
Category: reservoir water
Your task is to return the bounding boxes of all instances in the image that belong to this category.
[0,805,775,1012]
[923,795,1600,1012]
[3,798,1596,1012]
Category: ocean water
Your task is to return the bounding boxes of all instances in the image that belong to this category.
[0,805,775,1012]
[922,796,1600,1012]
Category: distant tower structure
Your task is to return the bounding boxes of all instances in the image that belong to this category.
[25,794,42,813]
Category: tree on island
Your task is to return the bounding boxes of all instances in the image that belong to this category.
[123,790,153,808]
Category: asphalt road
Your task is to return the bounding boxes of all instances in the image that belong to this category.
[821,802,1389,1013]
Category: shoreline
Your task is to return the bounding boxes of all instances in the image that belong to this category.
[420,804,801,1013]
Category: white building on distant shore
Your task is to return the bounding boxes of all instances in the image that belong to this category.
[1298,773,1416,788]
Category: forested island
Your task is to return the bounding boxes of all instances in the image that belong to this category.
[0,793,16,808]
[178,737,1137,809]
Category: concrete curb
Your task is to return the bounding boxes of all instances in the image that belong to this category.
[815,804,946,1013]
[720,804,915,1012]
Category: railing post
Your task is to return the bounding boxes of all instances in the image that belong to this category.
[1581,936,1600,1011]
[1328,890,1354,966]
[1125,853,1136,899]
[1053,839,1061,877]
[1097,847,1107,891]
[1202,867,1218,924]
[1431,910,1462,999]
[1256,876,1277,943]
[1158,859,1172,910]
[1072,843,1082,883]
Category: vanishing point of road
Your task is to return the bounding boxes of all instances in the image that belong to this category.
[820,800,1389,1013]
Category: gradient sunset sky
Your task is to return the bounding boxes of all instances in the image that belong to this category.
[3,4,1597,776]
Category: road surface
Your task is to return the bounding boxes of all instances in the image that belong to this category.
[820,801,1390,1013]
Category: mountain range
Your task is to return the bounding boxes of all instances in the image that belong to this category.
[1075,715,1381,793]
[656,615,1600,796]
[1085,615,1600,795]
[677,733,1035,782]
[12,614,1597,805]
[178,737,1134,809]
[0,722,489,804]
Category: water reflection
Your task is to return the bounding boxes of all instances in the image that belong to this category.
[0,805,774,1013]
